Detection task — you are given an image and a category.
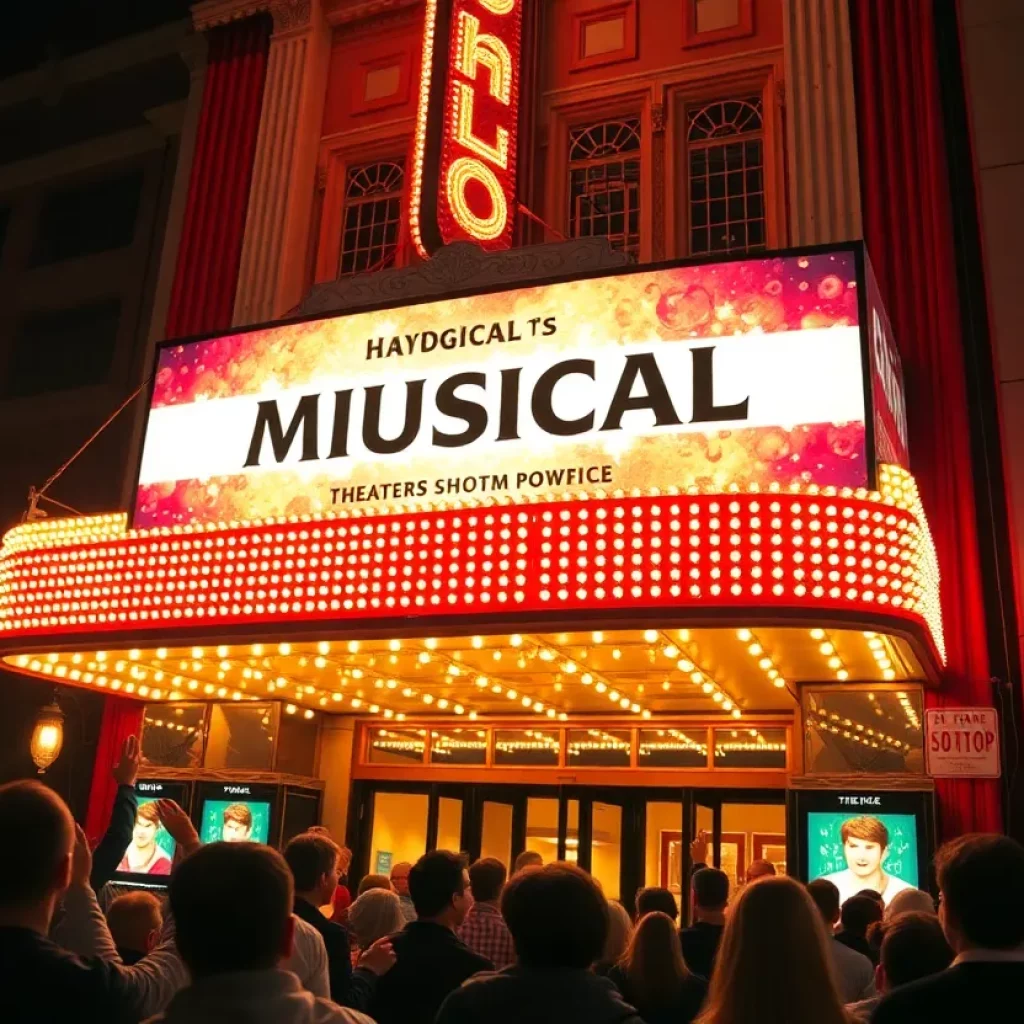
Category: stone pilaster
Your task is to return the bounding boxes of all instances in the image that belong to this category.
[232,0,331,325]
[782,0,862,244]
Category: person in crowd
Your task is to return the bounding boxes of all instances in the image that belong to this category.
[284,831,394,1008]
[0,780,189,1024]
[873,834,1024,1024]
[105,890,163,965]
[820,816,912,906]
[595,900,633,976]
[150,841,373,1024]
[846,911,953,1022]
[806,878,875,1002]
[855,887,885,908]
[694,876,850,1024]
[513,850,543,873]
[347,888,406,953]
[635,886,679,923]
[744,859,776,884]
[303,827,352,921]
[835,893,883,964]
[679,867,729,980]
[608,911,707,1024]
[368,850,492,1024]
[457,857,515,969]
[117,802,172,876]
[436,862,644,1024]
[390,861,417,923]
[221,803,254,843]
[357,873,393,895]
[90,736,143,892]
[884,886,935,919]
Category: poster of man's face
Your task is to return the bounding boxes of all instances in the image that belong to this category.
[222,803,254,842]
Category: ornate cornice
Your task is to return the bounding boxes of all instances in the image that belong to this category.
[192,0,271,32]
[324,0,420,27]
[269,0,314,31]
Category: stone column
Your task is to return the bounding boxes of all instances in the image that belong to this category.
[232,0,331,325]
[782,0,862,244]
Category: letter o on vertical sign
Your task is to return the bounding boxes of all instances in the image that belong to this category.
[410,0,523,257]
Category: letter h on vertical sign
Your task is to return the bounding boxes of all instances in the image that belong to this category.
[410,0,523,258]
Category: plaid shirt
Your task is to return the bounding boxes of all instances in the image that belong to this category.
[457,901,516,969]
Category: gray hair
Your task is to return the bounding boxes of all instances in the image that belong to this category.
[885,887,936,919]
[347,888,406,948]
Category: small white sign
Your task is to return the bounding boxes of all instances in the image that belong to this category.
[925,707,1001,779]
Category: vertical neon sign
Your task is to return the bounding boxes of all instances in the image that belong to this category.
[410,0,523,258]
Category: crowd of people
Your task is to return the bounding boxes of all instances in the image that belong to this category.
[1,737,1023,1024]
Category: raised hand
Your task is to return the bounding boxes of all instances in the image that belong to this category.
[358,937,397,976]
[155,799,201,857]
[71,823,93,888]
[112,735,140,787]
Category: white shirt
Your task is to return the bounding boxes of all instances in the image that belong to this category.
[284,913,330,998]
[821,868,913,907]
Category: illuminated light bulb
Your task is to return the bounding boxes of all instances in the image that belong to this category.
[837,669,849,681]
[437,699,449,709]
[609,690,620,702]
[388,639,401,652]
[191,647,203,659]
[749,644,763,657]
[662,645,679,659]
[521,695,532,707]
[643,629,658,643]
[216,645,229,658]
[418,652,431,664]
[581,673,593,685]
[731,708,742,719]
[810,629,825,641]
[539,649,554,662]
[819,642,835,656]
[619,698,631,709]
[758,657,772,670]
[278,642,291,656]
[712,692,724,702]
[702,682,714,694]
[471,636,484,649]
[828,656,842,670]
[595,682,607,693]
[774,678,787,688]
[423,694,434,705]
[425,637,438,650]
[348,641,360,654]
[592,631,604,643]
[564,661,577,673]
[510,634,522,647]
[507,689,517,700]
[612,648,622,660]
[285,704,297,715]
[737,629,753,642]
[155,648,167,660]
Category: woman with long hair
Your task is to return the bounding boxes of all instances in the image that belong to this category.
[609,911,708,1024]
[696,876,851,1024]
[594,899,634,975]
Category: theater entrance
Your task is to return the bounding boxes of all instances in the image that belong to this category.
[346,780,786,918]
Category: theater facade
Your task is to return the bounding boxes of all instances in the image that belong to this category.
[0,0,1013,909]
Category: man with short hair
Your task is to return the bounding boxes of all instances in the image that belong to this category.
[436,862,644,1024]
[745,859,777,884]
[679,867,729,979]
[873,834,1024,1024]
[0,780,188,1024]
[635,885,678,923]
[513,850,543,874]
[846,911,953,1022]
[390,861,416,922]
[284,832,394,1008]
[221,803,254,843]
[151,842,372,1023]
[807,878,876,1002]
[105,890,163,965]
[457,858,515,968]
[369,851,493,1024]
[836,893,883,963]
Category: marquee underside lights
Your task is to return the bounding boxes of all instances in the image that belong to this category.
[411,0,523,257]
[0,468,941,668]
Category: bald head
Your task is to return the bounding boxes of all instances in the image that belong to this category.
[0,780,74,908]
[746,859,777,883]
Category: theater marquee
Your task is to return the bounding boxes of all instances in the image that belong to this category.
[134,249,885,529]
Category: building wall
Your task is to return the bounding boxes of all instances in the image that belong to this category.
[960,0,1024,666]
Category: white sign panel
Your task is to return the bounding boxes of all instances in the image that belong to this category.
[925,707,1001,779]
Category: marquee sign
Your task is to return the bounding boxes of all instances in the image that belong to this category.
[133,247,889,529]
[410,0,523,257]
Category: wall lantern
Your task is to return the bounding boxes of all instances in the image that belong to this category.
[30,696,65,773]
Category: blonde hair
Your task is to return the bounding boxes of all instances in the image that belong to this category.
[623,911,689,1008]
[600,899,633,967]
[347,888,405,949]
[696,877,848,1024]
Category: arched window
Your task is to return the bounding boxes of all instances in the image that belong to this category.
[339,160,404,276]
[686,97,765,256]
[567,118,641,260]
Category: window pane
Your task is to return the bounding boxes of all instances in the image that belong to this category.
[712,727,787,768]
[338,160,403,277]
[371,792,428,870]
[639,728,707,767]
[567,729,631,767]
[645,801,683,910]
[436,797,463,853]
[591,801,621,900]
[429,727,486,765]
[494,729,559,766]
[141,703,206,768]
[525,797,559,864]
[367,727,425,764]
[804,688,924,773]
[205,703,275,770]
[481,801,513,866]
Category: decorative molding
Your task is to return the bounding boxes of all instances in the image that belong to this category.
[269,0,314,31]
[651,102,666,134]
[788,774,933,792]
[316,163,328,192]
[651,129,666,261]
[192,0,272,32]
[137,766,326,788]
[324,0,419,27]
[299,239,630,317]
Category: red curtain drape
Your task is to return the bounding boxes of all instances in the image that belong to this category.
[84,696,145,842]
[164,14,272,339]
[851,0,1001,836]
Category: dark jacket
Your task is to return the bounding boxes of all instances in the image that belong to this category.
[0,925,137,1024]
[834,928,876,965]
[678,921,724,980]
[872,961,1024,1024]
[368,920,492,1024]
[606,963,708,1024]
[437,965,645,1024]
[91,783,137,892]
[292,897,375,1010]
